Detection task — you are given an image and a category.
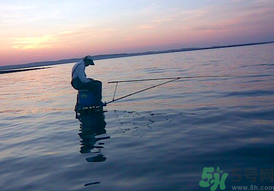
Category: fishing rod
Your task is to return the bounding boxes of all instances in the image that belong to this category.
[106,75,237,104]
[106,77,180,104]
[108,75,233,84]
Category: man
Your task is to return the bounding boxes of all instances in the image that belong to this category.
[71,55,106,106]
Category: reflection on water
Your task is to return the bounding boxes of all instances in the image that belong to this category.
[76,109,110,187]
[77,110,110,162]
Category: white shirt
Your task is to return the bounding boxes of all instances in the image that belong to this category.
[71,60,90,83]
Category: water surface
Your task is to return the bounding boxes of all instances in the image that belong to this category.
[0,44,274,191]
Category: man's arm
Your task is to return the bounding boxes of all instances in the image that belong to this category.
[77,65,90,83]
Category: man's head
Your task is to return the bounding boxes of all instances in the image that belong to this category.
[83,55,95,66]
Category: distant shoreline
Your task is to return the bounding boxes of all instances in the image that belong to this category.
[0,67,51,74]
[0,41,273,73]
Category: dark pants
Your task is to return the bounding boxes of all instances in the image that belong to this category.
[71,77,102,102]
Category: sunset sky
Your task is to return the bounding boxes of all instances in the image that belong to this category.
[1,0,274,66]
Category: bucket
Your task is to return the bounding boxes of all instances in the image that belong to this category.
[77,90,97,106]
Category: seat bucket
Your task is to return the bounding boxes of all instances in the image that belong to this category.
[78,90,97,106]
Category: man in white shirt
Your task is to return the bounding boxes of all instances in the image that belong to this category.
[71,55,105,106]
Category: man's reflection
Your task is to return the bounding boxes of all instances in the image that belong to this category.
[77,110,110,162]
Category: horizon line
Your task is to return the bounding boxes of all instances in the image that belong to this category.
[1,40,274,71]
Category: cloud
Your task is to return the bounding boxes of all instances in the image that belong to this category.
[136,24,155,30]
[11,26,123,51]
[187,1,274,33]
[12,35,57,50]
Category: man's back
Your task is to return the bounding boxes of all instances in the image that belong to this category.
[71,60,89,83]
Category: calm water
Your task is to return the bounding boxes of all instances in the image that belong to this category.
[0,44,274,191]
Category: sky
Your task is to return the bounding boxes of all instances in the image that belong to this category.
[0,0,274,66]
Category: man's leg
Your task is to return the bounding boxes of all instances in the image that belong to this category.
[87,80,103,105]
[94,80,102,101]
